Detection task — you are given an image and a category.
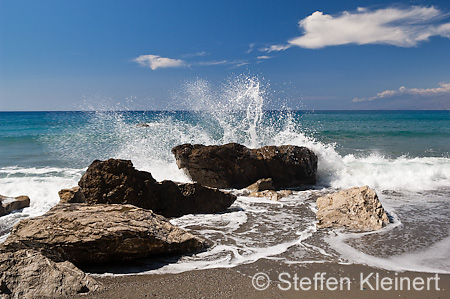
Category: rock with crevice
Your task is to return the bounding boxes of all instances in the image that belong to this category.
[2,203,207,265]
[0,195,30,217]
[172,143,318,189]
[316,186,390,231]
[0,248,102,299]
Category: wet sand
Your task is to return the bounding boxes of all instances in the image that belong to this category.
[67,262,449,299]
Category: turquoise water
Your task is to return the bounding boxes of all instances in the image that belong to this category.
[1,107,450,274]
[1,110,449,169]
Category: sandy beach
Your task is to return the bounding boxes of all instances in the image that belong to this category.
[67,262,449,299]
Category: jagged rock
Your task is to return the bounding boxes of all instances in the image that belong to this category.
[58,186,85,203]
[0,195,30,217]
[0,248,102,298]
[77,159,236,217]
[249,190,293,201]
[246,178,275,192]
[2,203,207,265]
[316,186,390,231]
[171,143,318,189]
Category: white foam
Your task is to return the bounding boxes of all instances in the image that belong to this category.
[0,166,82,242]
[329,154,450,191]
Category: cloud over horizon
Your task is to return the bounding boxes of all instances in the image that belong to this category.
[353,82,450,102]
[134,55,186,70]
[266,6,450,51]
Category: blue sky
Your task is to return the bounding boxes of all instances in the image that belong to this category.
[1,0,450,110]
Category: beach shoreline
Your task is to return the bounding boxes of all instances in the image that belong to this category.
[69,262,449,299]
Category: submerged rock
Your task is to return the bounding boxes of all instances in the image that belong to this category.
[171,143,318,189]
[0,248,102,299]
[77,159,236,217]
[2,203,206,265]
[246,178,275,192]
[316,186,390,231]
[0,195,30,217]
[248,190,293,201]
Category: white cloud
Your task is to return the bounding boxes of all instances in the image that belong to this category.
[134,55,186,70]
[257,55,272,60]
[353,82,450,102]
[265,6,450,51]
[260,44,292,52]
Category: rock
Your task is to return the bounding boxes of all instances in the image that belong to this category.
[248,190,293,201]
[58,186,85,203]
[157,180,237,217]
[0,195,30,217]
[78,159,236,217]
[78,158,157,204]
[246,178,275,192]
[0,248,102,298]
[316,186,390,231]
[2,203,207,265]
[171,143,318,189]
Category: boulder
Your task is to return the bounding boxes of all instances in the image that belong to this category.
[2,203,207,265]
[0,195,30,217]
[77,159,236,217]
[0,249,102,298]
[316,186,390,231]
[171,143,318,189]
[246,178,275,192]
[58,186,85,203]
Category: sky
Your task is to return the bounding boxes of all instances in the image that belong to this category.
[1,0,450,111]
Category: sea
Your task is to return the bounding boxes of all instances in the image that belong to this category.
[1,76,449,275]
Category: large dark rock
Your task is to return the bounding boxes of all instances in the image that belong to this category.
[0,248,102,298]
[76,159,236,217]
[0,195,30,217]
[2,203,206,265]
[171,143,318,189]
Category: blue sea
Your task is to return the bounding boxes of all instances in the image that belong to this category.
[1,79,450,275]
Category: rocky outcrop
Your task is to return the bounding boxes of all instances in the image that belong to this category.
[316,186,390,231]
[0,195,30,217]
[0,249,102,298]
[246,178,275,192]
[2,203,207,265]
[171,143,318,189]
[58,186,85,203]
[77,159,236,217]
